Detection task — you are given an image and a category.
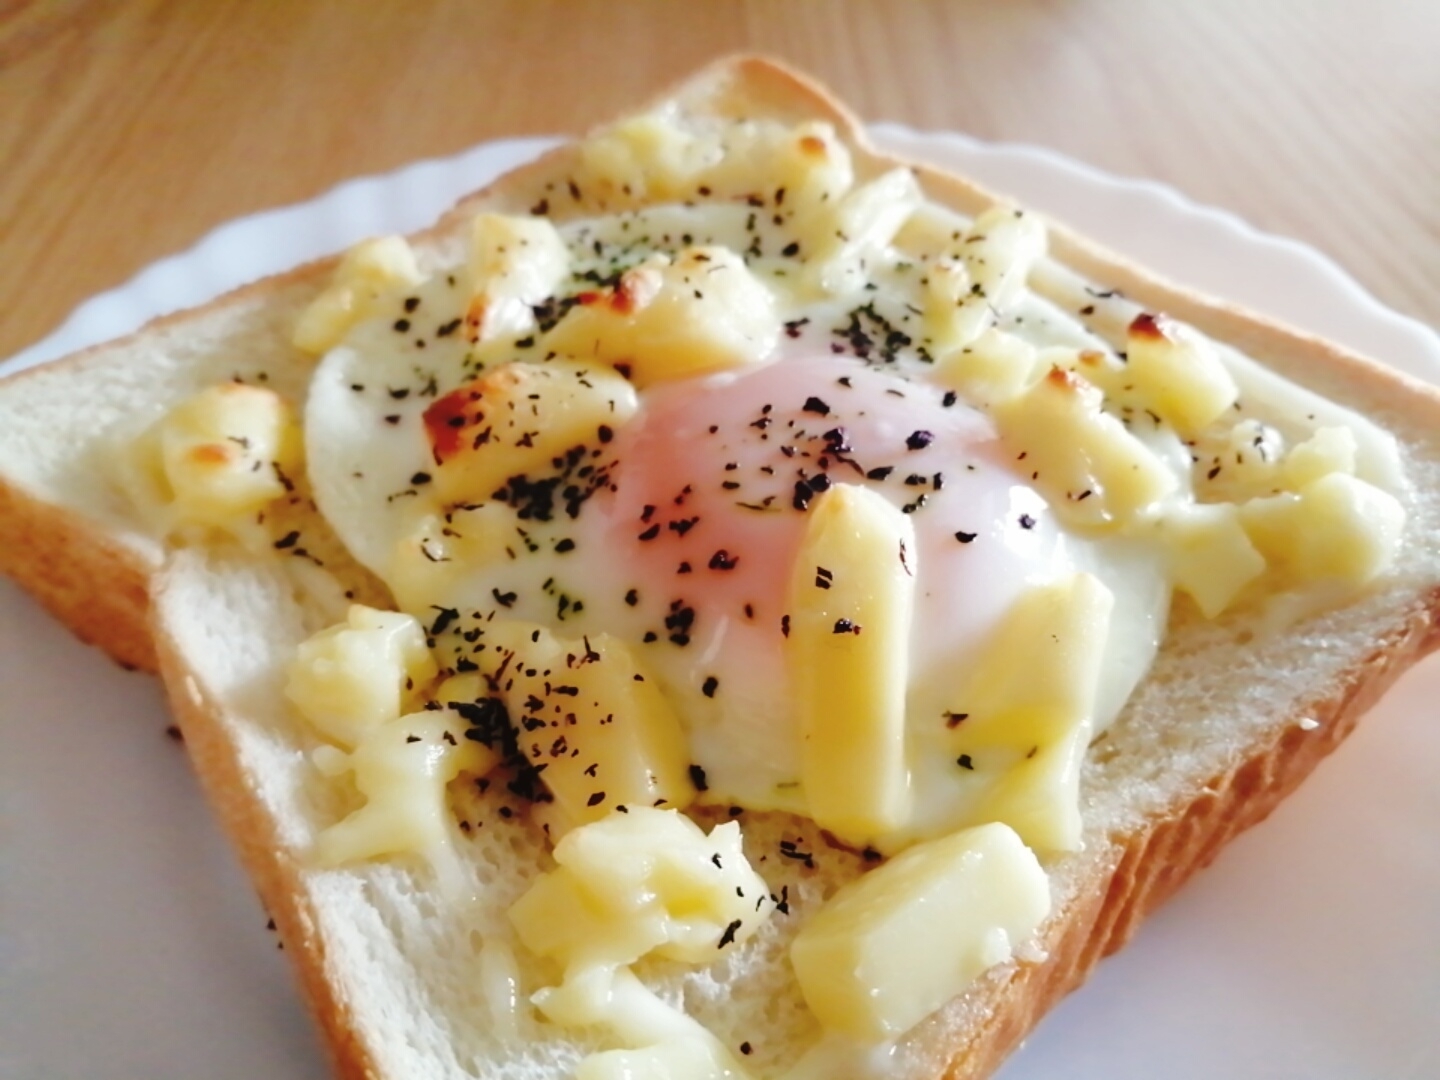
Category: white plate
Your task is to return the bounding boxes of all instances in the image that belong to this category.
[2,129,1437,1080]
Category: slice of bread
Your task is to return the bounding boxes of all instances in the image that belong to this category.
[4,56,1440,1079]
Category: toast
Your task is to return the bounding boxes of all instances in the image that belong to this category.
[4,56,1440,1079]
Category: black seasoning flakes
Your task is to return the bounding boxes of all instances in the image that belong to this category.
[957,753,975,770]
[488,448,617,524]
[718,918,743,948]
[690,763,710,791]
[955,530,977,544]
[832,302,914,364]
[802,396,830,416]
[1018,513,1036,530]
[664,603,696,646]
[702,675,719,698]
[668,516,699,536]
[905,430,935,451]
[778,838,815,869]
[429,605,460,636]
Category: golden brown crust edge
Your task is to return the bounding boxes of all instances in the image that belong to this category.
[0,478,157,671]
[153,616,383,1080]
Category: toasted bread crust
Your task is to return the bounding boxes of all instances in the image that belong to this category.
[154,636,383,1079]
[7,54,1440,1080]
[0,477,156,671]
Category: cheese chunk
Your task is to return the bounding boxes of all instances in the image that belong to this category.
[946,573,1114,851]
[805,167,923,296]
[964,205,1047,306]
[1196,417,1285,501]
[914,204,1048,356]
[294,236,424,355]
[996,367,1178,528]
[509,807,770,970]
[314,710,497,866]
[1281,425,1358,490]
[479,622,696,825]
[422,358,638,506]
[1241,471,1405,587]
[465,213,571,341]
[1125,312,1239,436]
[787,484,916,846]
[139,383,301,538]
[576,113,853,217]
[286,605,437,748]
[544,247,780,386]
[1157,501,1267,618]
[791,822,1049,1041]
[758,121,855,216]
[513,815,766,1080]
[931,328,1037,408]
[577,112,723,206]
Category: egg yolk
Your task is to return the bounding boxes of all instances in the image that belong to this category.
[585,352,1077,808]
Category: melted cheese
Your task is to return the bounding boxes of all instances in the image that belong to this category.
[137,107,1413,1059]
[509,808,769,1076]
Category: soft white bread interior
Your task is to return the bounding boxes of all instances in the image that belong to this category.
[5,55,1440,1079]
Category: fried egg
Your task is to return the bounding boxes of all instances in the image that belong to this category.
[306,307,1168,831]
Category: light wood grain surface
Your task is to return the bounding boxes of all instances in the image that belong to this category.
[2,0,1437,364]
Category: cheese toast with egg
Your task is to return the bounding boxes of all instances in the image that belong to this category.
[3,56,1440,1080]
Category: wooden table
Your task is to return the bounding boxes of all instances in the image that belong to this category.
[2,0,1437,364]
